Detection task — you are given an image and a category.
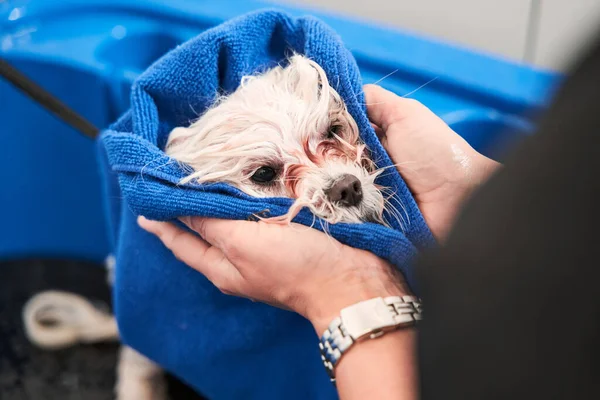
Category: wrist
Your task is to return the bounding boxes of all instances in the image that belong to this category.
[471,152,501,187]
[304,250,412,334]
[434,150,500,241]
[317,294,422,384]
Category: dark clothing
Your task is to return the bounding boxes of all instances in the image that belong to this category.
[418,36,600,399]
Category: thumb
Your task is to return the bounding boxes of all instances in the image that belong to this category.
[363,84,422,131]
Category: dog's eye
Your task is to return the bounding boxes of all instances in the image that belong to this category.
[326,124,342,139]
[251,166,277,183]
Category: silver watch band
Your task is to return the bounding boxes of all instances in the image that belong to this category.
[318,295,422,382]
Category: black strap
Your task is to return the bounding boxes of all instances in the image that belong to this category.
[0,58,100,139]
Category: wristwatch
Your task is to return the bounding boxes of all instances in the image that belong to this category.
[318,296,422,383]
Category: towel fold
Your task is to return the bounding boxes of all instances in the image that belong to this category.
[98,9,434,399]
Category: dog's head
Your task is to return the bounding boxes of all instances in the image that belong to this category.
[165,55,385,224]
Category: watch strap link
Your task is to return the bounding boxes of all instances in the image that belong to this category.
[318,295,422,382]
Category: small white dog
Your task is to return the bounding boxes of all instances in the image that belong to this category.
[22,55,393,400]
[166,54,386,224]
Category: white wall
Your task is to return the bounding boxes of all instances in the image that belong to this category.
[533,0,600,70]
[273,0,600,72]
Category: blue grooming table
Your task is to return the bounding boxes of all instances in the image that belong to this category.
[0,0,561,264]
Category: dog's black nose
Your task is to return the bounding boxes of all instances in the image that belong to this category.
[326,174,363,207]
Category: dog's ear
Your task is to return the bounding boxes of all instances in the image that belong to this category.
[284,55,323,101]
[286,55,316,80]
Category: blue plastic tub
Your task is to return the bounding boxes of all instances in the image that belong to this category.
[0,0,561,264]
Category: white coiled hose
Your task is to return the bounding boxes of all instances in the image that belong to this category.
[22,290,119,350]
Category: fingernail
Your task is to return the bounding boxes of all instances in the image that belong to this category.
[137,215,154,230]
[179,216,191,228]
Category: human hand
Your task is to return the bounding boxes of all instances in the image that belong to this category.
[364,84,500,240]
[138,85,497,333]
[137,216,410,334]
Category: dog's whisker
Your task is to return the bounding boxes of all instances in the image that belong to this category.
[370,69,399,86]
[189,102,200,119]
[383,198,406,231]
[385,190,410,230]
[358,101,387,106]
[140,156,178,184]
[377,184,406,225]
[374,162,421,180]
[402,76,438,98]
[358,76,438,107]
[379,186,398,197]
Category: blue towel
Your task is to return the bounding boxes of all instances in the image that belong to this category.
[98,9,434,399]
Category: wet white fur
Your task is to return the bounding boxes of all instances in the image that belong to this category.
[165,54,385,224]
